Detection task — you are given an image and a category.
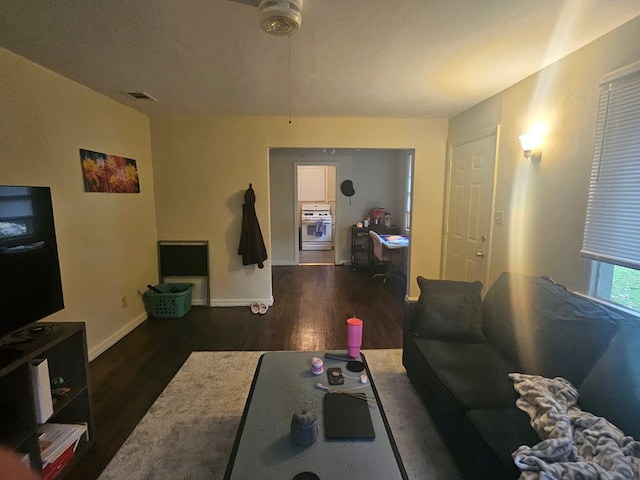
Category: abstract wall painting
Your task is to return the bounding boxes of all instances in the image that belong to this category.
[80,148,140,193]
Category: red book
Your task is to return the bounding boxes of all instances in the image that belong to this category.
[42,442,76,480]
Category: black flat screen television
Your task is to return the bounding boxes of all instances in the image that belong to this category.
[0,186,64,338]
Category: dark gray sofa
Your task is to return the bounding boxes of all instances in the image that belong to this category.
[402,272,640,479]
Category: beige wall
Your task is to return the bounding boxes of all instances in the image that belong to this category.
[0,48,158,359]
[449,16,640,292]
[151,117,448,302]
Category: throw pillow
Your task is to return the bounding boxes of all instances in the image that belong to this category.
[415,276,484,342]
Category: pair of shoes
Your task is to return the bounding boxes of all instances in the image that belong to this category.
[250,303,269,315]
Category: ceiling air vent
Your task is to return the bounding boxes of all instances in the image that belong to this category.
[124,91,157,101]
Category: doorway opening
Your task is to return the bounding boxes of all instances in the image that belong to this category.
[298,163,336,265]
[268,147,414,286]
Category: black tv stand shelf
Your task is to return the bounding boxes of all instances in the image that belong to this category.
[0,346,23,364]
[0,322,93,477]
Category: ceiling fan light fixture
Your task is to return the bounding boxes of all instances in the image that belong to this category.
[258,0,303,36]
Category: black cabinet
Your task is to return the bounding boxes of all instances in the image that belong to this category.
[0,322,93,476]
[350,225,400,269]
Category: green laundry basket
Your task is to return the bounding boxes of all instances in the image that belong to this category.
[144,283,195,318]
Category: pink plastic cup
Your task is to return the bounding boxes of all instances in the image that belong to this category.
[347,317,363,358]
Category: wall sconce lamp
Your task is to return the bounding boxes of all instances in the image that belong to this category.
[519,129,543,162]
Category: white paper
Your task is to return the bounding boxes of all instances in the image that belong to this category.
[30,358,54,424]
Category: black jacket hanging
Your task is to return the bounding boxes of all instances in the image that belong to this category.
[238,184,268,268]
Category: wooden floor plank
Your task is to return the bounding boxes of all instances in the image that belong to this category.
[298,248,335,264]
[64,265,406,479]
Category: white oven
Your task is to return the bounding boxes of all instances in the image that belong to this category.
[301,204,332,250]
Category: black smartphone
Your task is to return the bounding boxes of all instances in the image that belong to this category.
[327,367,344,385]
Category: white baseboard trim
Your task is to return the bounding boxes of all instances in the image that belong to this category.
[272,260,297,266]
[88,312,147,361]
[209,296,274,307]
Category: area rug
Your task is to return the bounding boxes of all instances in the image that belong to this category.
[98,350,461,480]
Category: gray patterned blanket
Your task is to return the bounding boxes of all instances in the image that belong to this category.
[509,373,640,480]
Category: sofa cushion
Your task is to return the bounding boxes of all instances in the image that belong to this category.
[414,338,518,410]
[482,272,621,385]
[415,276,484,342]
[461,408,538,479]
[578,321,640,440]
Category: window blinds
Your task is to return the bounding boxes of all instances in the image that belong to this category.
[581,62,640,269]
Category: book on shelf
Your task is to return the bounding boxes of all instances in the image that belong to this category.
[38,422,88,466]
[42,441,78,480]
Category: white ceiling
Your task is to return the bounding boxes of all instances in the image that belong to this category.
[1,1,639,119]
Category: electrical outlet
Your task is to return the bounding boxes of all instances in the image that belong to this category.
[121,296,128,309]
[495,210,505,225]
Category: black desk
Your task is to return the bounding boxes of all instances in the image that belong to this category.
[350,225,400,269]
[379,234,409,279]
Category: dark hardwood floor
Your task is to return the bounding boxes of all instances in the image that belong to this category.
[65,265,406,479]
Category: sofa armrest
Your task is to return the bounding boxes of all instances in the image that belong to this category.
[404,301,419,345]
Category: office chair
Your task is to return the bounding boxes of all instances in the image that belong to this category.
[369,230,394,284]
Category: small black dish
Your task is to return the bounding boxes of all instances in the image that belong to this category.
[346,360,365,372]
[292,472,320,480]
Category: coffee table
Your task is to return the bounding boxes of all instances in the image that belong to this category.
[224,351,408,480]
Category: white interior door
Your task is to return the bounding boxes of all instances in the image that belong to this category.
[443,131,497,283]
